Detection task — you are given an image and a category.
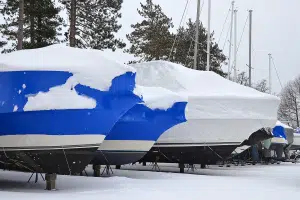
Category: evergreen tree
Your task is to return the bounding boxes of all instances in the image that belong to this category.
[171,19,226,76]
[0,0,6,48]
[0,0,64,52]
[125,0,174,61]
[64,0,125,50]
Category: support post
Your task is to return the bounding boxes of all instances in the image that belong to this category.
[248,10,253,87]
[93,164,101,177]
[116,165,121,169]
[193,0,201,70]
[143,161,146,166]
[179,163,184,173]
[206,0,211,71]
[45,173,57,191]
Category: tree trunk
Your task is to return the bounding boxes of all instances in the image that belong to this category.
[69,0,76,47]
[17,0,24,50]
[37,16,42,45]
[30,0,35,46]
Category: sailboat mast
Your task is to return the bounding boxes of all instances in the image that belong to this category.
[249,10,253,87]
[206,0,211,71]
[193,0,201,70]
[269,53,272,94]
[227,1,235,79]
[233,9,238,81]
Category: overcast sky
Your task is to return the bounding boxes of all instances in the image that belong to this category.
[101,0,300,94]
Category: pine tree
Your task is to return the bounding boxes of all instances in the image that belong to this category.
[171,19,227,76]
[0,0,64,52]
[63,0,125,50]
[0,0,6,48]
[125,0,174,61]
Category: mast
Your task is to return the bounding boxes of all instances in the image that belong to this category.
[269,53,272,94]
[206,0,211,71]
[193,0,201,70]
[233,9,238,81]
[248,10,253,87]
[227,1,235,79]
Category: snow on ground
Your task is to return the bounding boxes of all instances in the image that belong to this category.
[1,163,300,200]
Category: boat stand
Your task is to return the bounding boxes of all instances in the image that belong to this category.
[93,164,101,177]
[45,173,57,190]
[186,164,197,172]
[28,172,45,183]
[101,165,113,176]
[80,169,88,176]
[151,156,160,172]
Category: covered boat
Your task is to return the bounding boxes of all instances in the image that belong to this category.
[0,45,142,174]
[292,127,300,150]
[92,86,187,166]
[132,61,280,165]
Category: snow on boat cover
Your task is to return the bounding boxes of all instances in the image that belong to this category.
[94,76,188,166]
[95,87,188,166]
[0,44,145,174]
[131,61,280,164]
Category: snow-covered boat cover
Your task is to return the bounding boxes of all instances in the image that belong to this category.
[0,45,185,111]
[276,121,293,129]
[132,61,280,120]
[131,61,280,145]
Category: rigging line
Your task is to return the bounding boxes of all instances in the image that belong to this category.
[236,14,249,54]
[229,15,249,76]
[217,4,231,44]
[169,0,189,59]
[184,0,205,66]
[222,21,231,52]
[271,56,283,89]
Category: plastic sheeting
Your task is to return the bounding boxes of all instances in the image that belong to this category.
[131,61,280,146]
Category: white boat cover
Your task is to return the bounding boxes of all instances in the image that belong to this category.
[131,61,281,146]
[276,121,293,129]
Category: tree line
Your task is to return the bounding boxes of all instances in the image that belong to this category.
[0,0,226,74]
[278,75,300,128]
[0,0,270,92]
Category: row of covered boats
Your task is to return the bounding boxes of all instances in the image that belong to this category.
[0,44,281,176]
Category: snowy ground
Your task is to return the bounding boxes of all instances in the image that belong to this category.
[1,163,300,200]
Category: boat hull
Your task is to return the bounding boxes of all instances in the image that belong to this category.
[145,118,275,165]
[291,135,300,150]
[140,143,238,165]
[92,102,187,166]
[0,146,99,175]
[0,70,142,174]
[92,140,154,166]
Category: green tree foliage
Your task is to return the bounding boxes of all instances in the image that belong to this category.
[125,0,174,61]
[126,1,226,76]
[0,0,64,52]
[171,19,227,77]
[64,0,126,50]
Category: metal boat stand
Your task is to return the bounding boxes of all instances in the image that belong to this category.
[151,156,160,172]
[101,165,113,176]
[28,172,45,183]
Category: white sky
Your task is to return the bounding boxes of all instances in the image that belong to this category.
[101,0,300,94]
